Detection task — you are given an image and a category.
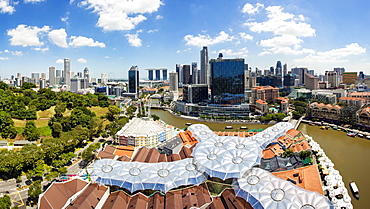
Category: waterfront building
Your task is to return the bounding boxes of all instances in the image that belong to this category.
[155,69,161,80]
[182,84,208,104]
[356,107,370,128]
[115,118,174,147]
[304,73,318,90]
[128,66,139,96]
[162,69,167,80]
[200,46,210,86]
[342,72,358,85]
[210,56,246,104]
[147,69,154,80]
[309,102,342,122]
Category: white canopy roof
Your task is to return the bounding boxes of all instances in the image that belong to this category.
[234,168,334,209]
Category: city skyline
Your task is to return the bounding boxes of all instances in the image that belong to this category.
[0,0,369,79]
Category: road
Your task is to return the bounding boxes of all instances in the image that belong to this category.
[0,136,104,207]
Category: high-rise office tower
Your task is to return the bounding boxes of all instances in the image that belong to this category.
[269,67,274,75]
[101,73,108,84]
[210,56,246,104]
[200,46,210,86]
[162,69,168,80]
[31,73,40,80]
[333,67,345,75]
[64,58,70,89]
[275,61,282,75]
[84,67,90,83]
[191,62,198,84]
[41,73,46,80]
[17,73,21,78]
[182,65,191,85]
[291,67,307,87]
[176,64,183,87]
[283,63,287,75]
[325,71,339,88]
[169,71,178,92]
[128,66,139,97]
[49,67,56,86]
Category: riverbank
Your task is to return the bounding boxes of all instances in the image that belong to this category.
[164,109,277,125]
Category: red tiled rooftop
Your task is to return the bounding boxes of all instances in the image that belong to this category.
[179,131,198,145]
[114,146,134,158]
[289,141,311,153]
[272,165,324,195]
[67,183,108,209]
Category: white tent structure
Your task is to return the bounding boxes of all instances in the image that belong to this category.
[89,158,207,193]
[88,122,334,208]
[234,168,334,209]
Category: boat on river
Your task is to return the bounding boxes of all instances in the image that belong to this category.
[225,126,233,129]
[185,123,192,126]
[240,126,248,129]
[349,181,360,199]
[347,132,357,137]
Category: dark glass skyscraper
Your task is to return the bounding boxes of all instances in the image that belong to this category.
[128,66,139,96]
[210,58,245,104]
[275,61,282,75]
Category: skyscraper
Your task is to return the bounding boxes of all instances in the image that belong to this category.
[191,62,198,84]
[101,73,108,84]
[128,66,139,97]
[176,64,183,87]
[200,46,210,86]
[31,73,40,80]
[182,65,191,85]
[283,63,288,75]
[210,57,246,104]
[169,71,178,92]
[49,66,56,86]
[64,58,70,89]
[155,70,161,80]
[147,69,154,80]
[162,69,168,80]
[325,71,339,88]
[84,67,90,83]
[275,61,282,75]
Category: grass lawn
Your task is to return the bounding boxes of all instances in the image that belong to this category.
[88,106,108,117]
[37,106,55,119]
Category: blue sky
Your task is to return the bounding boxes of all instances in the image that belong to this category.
[0,0,369,79]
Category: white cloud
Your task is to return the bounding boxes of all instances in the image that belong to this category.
[49,28,68,48]
[24,0,45,3]
[0,0,15,14]
[184,31,234,47]
[239,32,253,41]
[294,43,366,63]
[218,47,249,57]
[4,49,23,56]
[56,59,64,63]
[241,3,264,15]
[105,56,110,58]
[259,45,315,56]
[80,0,163,31]
[7,24,50,47]
[176,50,181,53]
[148,29,158,33]
[245,6,315,37]
[155,15,163,19]
[32,47,49,52]
[0,57,9,60]
[61,12,70,24]
[77,58,87,63]
[259,35,302,47]
[125,33,142,47]
[69,36,105,47]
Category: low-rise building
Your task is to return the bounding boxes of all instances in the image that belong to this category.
[308,102,342,122]
[115,118,174,148]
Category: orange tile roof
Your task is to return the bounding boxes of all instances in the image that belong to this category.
[179,131,198,145]
[272,165,324,195]
[262,143,285,159]
[113,146,134,158]
[340,97,366,101]
[256,99,267,105]
[289,141,311,153]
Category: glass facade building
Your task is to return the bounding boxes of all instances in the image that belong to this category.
[128,66,139,95]
[210,58,245,105]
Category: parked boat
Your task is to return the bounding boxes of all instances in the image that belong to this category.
[357,134,365,138]
[347,132,357,137]
[185,123,192,126]
[240,126,248,129]
[349,181,360,199]
[309,123,316,126]
[366,135,370,140]
[225,126,233,129]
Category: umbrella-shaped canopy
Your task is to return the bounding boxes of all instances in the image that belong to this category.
[234,168,334,209]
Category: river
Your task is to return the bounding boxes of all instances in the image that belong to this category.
[152,109,370,208]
